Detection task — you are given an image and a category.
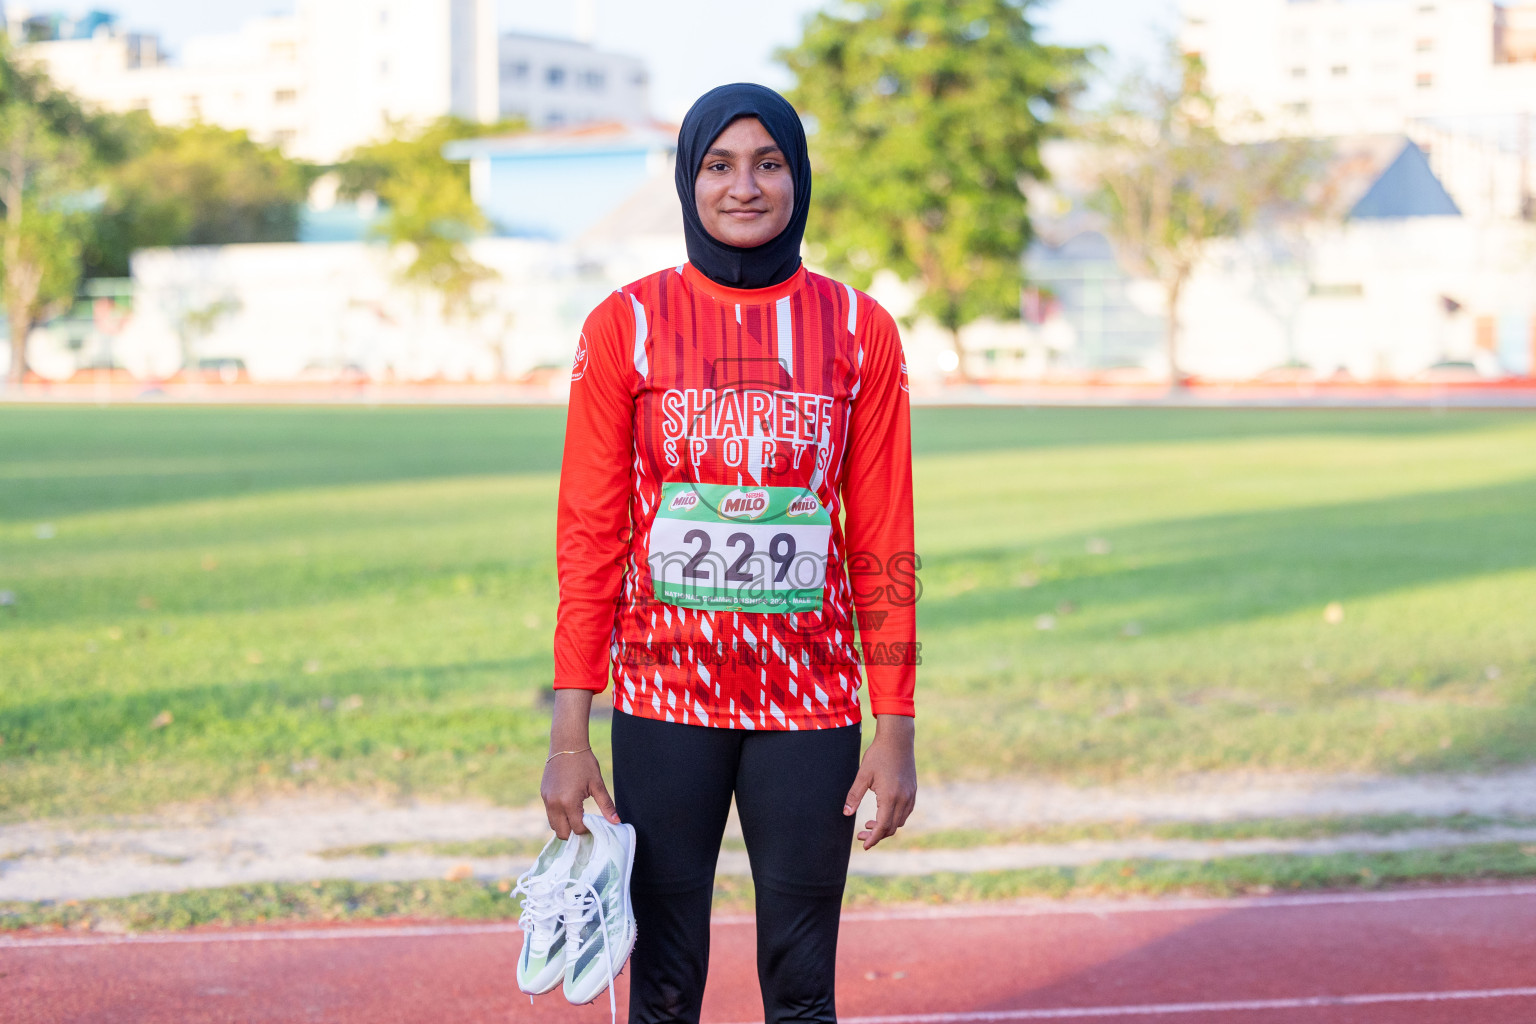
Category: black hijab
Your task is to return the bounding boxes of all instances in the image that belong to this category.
[675,83,811,290]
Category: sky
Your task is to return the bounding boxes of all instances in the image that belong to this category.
[93,0,1178,120]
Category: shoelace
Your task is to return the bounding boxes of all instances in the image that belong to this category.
[560,879,618,1024]
[511,868,565,957]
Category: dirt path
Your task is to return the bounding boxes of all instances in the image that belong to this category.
[5,769,1536,902]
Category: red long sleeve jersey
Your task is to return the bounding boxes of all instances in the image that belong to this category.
[553,262,916,731]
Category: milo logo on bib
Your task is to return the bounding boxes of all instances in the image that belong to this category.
[719,488,769,520]
[668,490,700,513]
[648,482,832,614]
[786,494,819,517]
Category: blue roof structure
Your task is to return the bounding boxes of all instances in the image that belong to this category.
[1348,140,1460,219]
[444,126,677,241]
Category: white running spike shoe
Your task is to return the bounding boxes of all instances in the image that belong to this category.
[560,813,637,1019]
[512,831,584,995]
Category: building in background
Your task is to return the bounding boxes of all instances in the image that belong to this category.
[96,234,685,388]
[498,32,649,129]
[67,122,687,386]
[960,0,1536,384]
[1181,0,1536,220]
[6,0,498,162]
[0,6,666,386]
[20,123,688,386]
[1181,0,1536,136]
[23,120,989,390]
[6,4,653,162]
[445,122,677,239]
[1024,134,1536,383]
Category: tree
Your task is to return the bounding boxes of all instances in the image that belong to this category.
[336,116,521,317]
[87,123,314,279]
[0,43,101,385]
[1086,50,1323,384]
[781,0,1088,374]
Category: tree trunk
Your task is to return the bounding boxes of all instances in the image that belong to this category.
[4,139,28,387]
[949,325,969,383]
[1164,272,1185,389]
[6,304,31,385]
[4,232,41,387]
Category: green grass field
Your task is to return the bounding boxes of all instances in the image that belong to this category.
[2,405,1535,821]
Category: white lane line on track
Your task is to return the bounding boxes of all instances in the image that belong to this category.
[0,922,524,948]
[721,987,1536,1023]
[4,883,1535,948]
[760,882,1536,926]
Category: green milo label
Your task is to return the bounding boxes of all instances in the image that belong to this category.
[649,482,832,613]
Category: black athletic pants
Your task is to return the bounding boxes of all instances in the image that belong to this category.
[611,709,861,1024]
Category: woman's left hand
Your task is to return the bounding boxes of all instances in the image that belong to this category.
[843,714,917,850]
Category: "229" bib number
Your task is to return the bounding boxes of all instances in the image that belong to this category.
[648,482,831,614]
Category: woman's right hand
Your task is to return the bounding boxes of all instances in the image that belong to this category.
[541,747,620,839]
[541,688,621,839]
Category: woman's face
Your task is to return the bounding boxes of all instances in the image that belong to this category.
[693,117,794,249]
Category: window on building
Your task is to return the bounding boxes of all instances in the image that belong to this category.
[1291,66,1307,78]
[380,59,390,77]
[1416,71,1434,88]
[546,65,566,87]
[271,41,297,62]
[632,70,648,87]
[1417,3,1435,12]
[1415,38,1433,52]
[502,59,530,80]
[1331,64,1349,77]
[274,88,297,105]
[1309,282,1364,298]
[1285,101,1311,116]
[546,110,565,126]
[582,69,606,91]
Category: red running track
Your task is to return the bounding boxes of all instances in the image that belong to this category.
[5,884,1536,1024]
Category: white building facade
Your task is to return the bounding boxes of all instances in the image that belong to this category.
[61,234,687,387]
[1181,0,1536,219]
[1181,0,1536,136]
[10,0,498,163]
[1018,132,1536,383]
[497,32,649,128]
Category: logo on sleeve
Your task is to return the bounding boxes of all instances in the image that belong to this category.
[571,334,589,382]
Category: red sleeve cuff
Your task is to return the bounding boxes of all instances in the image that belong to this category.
[552,677,608,692]
[869,698,915,718]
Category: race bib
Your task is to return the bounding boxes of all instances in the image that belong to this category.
[648,482,832,614]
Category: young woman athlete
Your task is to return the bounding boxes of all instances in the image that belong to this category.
[543,82,918,1024]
